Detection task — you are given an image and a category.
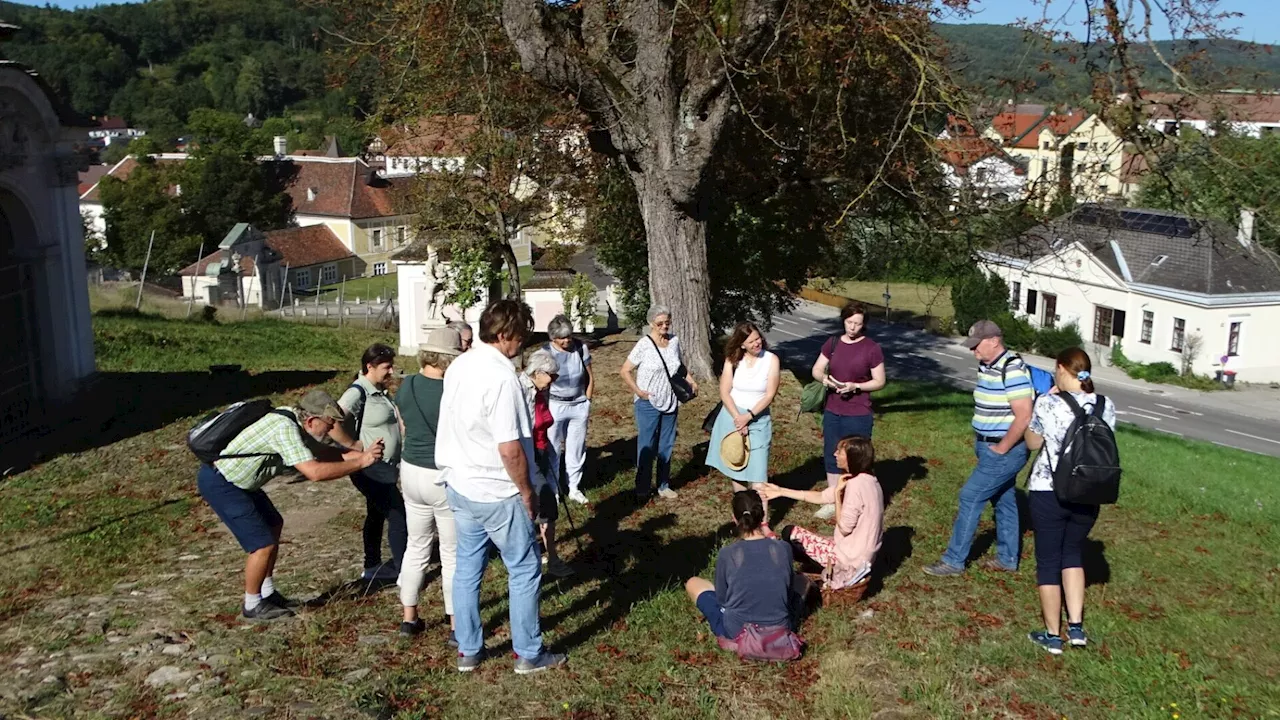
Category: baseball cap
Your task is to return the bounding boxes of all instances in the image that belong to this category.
[962,319,1003,349]
[297,389,345,421]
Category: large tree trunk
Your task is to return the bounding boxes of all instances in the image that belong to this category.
[634,174,715,380]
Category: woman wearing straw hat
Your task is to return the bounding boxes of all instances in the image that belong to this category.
[395,326,463,641]
[707,324,780,522]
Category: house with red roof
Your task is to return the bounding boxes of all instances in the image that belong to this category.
[936,135,1028,208]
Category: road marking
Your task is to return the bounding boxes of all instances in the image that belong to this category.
[1213,441,1269,456]
[1154,428,1184,438]
[1130,406,1182,420]
[1223,429,1280,446]
[1154,403,1203,417]
[928,349,969,361]
[772,327,807,339]
[1118,410,1164,422]
[944,374,970,384]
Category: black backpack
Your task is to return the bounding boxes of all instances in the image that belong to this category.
[187,399,296,464]
[1051,394,1122,505]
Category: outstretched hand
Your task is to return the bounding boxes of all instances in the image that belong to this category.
[756,482,783,501]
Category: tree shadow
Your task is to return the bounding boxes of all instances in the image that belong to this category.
[762,457,826,527]
[0,497,189,557]
[6,369,339,476]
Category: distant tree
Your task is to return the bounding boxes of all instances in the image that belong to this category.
[235,56,269,117]
[97,157,202,274]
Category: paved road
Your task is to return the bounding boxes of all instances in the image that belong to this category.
[766,302,1280,459]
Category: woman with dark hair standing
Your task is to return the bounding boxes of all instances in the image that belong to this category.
[330,343,408,581]
[707,323,781,498]
[684,491,806,645]
[1023,347,1116,655]
[809,302,886,519]
[759,435,884,591]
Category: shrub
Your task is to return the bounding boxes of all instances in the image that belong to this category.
[1035,322,1083,359]
[951,267,1010,333]
[1142,361,1178,378]
[993,312,1036,352]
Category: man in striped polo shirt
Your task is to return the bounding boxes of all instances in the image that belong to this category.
[924,319,1033,577]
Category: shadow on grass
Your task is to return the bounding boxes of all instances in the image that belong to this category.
[0,497,190,557]
[867,525,916,600]
[305,575,406,609]
[6,369,339,476]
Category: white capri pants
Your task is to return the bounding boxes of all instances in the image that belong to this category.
[398,461,456,615]
[548,399,591,494]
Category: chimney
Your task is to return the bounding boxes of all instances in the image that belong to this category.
[1238,208,1256,249]
[273,135,288,157]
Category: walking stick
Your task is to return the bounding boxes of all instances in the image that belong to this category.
[556,450,584,555]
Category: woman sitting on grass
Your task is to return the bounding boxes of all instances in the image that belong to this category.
[684,491,808,647]
[759,435,883,591]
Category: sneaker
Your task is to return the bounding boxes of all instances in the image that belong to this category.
[921,562,965,577]
[399,619,425,638]
[242,601,295,621]
[361,563,400,582]
[1066,625,1088,647]
[545,557,575,578]
[263,591,301,609]
[513,650,567,675]
[448,630,459,649]
[1028,630,1064,655]
[813,503,836,520]
[979,558,1018,573]
[657,487,678,500]
[568,489,589,505]
[457,649,486,673]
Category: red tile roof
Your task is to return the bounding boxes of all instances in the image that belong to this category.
[937,138,1026,176]
[178,225,354,276]
[379,115,480,157]
[1140,91,1280,123]
[283,158,402,219]
[79,155,188,203]
[77,164,110,196]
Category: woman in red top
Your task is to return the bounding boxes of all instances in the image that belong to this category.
[520,349,573,577]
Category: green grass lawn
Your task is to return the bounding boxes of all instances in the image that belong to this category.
[312,274,400,303]
[1,318,1276,718]
[809,279,954,320]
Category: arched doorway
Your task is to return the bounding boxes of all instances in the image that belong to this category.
[0,190,41,444]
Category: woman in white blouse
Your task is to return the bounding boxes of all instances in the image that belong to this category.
[706,323,781,497]
[1023,347,1116,656]
[620,305,699,502]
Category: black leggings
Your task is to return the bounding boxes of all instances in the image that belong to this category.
[351,470,408,571]
[1030,490,1099,586]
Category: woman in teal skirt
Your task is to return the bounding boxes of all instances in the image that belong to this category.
[707,324,781,524]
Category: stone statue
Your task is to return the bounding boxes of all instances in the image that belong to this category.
[423,246,447,320]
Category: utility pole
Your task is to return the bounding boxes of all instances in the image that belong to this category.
[135,230,155,311]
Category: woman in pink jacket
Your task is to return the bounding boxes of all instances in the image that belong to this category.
[758,436,883,590]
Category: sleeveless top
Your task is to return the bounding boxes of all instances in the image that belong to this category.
[730,350,776,412]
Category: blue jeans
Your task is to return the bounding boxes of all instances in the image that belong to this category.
[822,412,874,474]
[634,399,677,495]
[447,486,544,659]
[940,441,1029,570]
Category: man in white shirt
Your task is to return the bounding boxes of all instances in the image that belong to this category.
[438,299,567,675]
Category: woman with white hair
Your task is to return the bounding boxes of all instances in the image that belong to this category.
[620,305,699,502]
[543,314,594,505]
[520,348,574,577]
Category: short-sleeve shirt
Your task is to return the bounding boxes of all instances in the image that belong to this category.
[436,342,535,503]
[713,538,796,638]
[973,351,1034,435]
[1028,392,1118,492]
[338,374,402,473]
[821,336,884,416]
[545,340,591,403]
[396,374,444,469]
[626,335,683,414]
[213,408,317,491]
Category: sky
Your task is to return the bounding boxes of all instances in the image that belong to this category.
[10,0,1280,45]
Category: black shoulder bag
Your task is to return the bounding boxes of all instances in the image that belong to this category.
[648,336,696,404]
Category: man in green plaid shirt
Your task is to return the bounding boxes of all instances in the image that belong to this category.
[197,389,384,620]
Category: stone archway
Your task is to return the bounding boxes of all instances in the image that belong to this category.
[0,189,41,443]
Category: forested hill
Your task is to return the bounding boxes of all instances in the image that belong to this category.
[2,0,1277,135]
[938,23,1280,103]
[0,0,376,138]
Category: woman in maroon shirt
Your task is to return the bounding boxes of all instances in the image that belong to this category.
[809,302,886,519]
[520,349,574,577]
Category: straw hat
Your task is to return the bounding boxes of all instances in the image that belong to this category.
[719,429,750,472]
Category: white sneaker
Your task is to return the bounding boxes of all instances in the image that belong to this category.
[657,487,678,500]
[568,490,589,505]
[813,503,836,520]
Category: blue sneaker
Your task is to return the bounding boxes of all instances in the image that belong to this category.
[513,650,567,675]
[1066,625,1088,647]
[1028,631,1063,655]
